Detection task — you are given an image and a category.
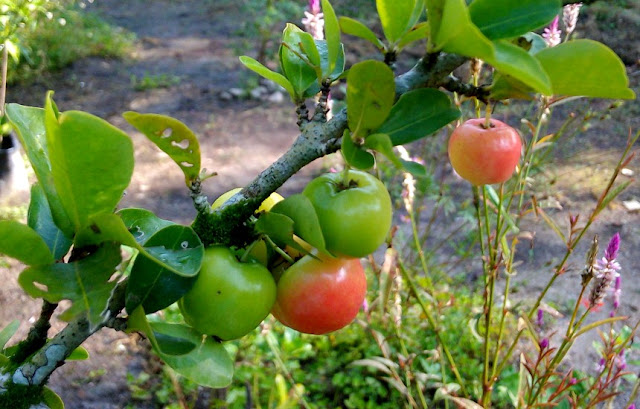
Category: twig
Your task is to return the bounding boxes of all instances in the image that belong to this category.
[9,301,58,365]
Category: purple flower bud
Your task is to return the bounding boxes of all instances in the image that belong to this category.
[605,233,620,261]
[569,377,577,385]
[628,404,636,409]
[309,0,321,15]
[537,308,544,327]
[540,338,549,349]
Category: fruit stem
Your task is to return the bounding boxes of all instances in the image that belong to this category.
[240,239,260,263]
[483,103,493,129]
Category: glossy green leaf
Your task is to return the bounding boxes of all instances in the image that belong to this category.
[0,320,19,351]
[67,346,90,361]
[254,212,309,255]
[239,56,295,100]
[117,208,174,246]
[270,194,327,254]
[426,0,444,50]
[398,22,429,50]
[125,224,203,314]
[469,0,561,40]
[127,309,233,388]
[315,40,345,81]
[431,0,494,60]
[341,129,375,170]
[0,220,53,265]
[123,112,201,186]
[154,331,197,356]
[5,103,74,237]
[377,88,460,146]
[486,40,552,95]
[489,73,536,100]
[44,93,134,232]
[42,387,65,409]
[364,133,426,177]
[321,0,341,74]
[535,39,635,99]
[75,213,201,278]
[400,159,428,177]
[347,60,395,138]
[19,243,121,330]
[339,17,384,49]
[28,184,72,260]
[377,0,416,44]
[519,33,548,55]
[280,24,320,99]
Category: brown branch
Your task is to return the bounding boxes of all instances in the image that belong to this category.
[439,75,490,104]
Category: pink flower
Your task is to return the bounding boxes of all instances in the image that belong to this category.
[542,16,562,47]
[588,233,622,308]
[563,3,583,36]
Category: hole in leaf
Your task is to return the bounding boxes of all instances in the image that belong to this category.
[161,128,173,138]
[34,282,49,293]
[180,241,189,249]
[180,161,194,168]
[171,139,190,150]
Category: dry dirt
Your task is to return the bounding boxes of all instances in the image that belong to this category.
[1,0,640,408]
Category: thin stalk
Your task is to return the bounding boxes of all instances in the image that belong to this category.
[408,207,435,295]
[491,272,512,379]
[0,42,7,117]
[397,259,468,396]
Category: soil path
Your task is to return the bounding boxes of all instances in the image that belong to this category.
[2,0,640,407]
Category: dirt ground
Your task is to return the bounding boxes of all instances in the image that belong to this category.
[1,0,640,407]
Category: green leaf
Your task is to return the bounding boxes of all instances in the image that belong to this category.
[270,194,327,254]
[469,0,561,40]
[341,129,375,170]
[426,0,444,50]
[535,39,635,99]
[397,22,429,50]
[19,243,122,330]
[28,184,72,260]
[125,224,203,314]
[280,24,320,99]
[75,213,201,279]
[315,40,345,81]
[239,56,295,100]
[44,93,134,232]
[254,212,309,255]
[339,17,384,50]
[154,331,197,356]
[5,103,74,237]
[0,320,19,351]
[377,88,460,146]
[486,40,552,96]
[117,208,174,246]
[431,0,494,60]
[0,220,53,265]
[377,0,416,44]
[347,60,395,138]
[123,112,201,186]
[364,133,426,177]
[67,346,90,361]
[42,387,65,409]
[127,309,233,388]
[321,0,341,75]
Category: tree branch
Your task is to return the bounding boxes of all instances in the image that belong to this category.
[192,52,468,245]
[10,280,128,386]
[9,301,58,365]
[439,75,490,104]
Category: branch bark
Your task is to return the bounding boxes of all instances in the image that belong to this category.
[10,280,128,386]
[192,52,467,245]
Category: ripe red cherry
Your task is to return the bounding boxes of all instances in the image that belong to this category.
[448,118,522,186]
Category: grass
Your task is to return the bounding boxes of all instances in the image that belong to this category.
[7,6,135,84]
